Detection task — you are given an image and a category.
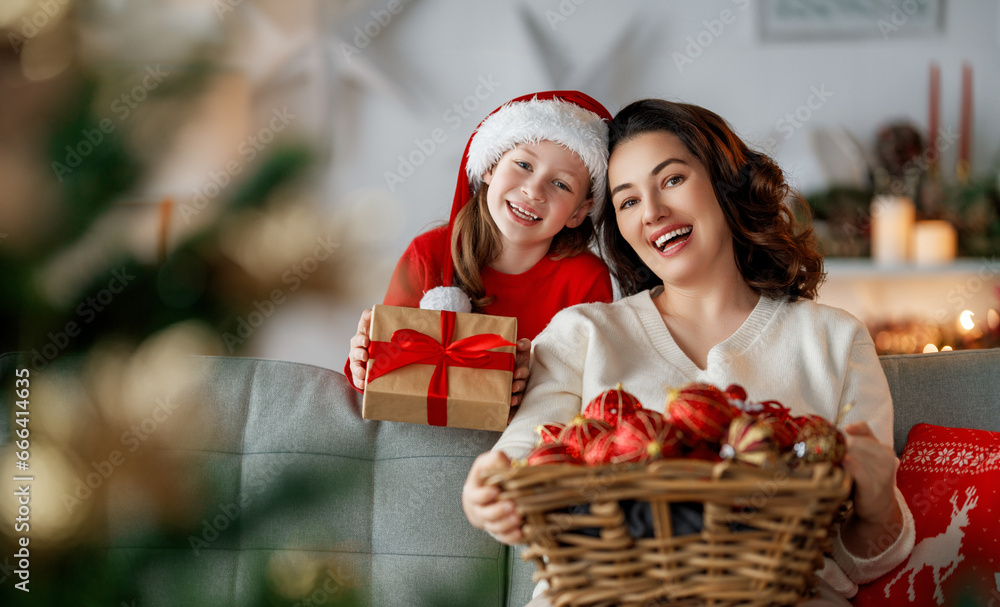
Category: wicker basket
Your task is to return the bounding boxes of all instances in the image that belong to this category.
[488,459,852,607]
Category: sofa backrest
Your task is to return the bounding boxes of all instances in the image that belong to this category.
[879,350,1000,454]
[152,356,516,607]
[3,349,998,606]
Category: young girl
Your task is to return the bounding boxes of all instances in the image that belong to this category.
[346,91,615,396]
[463,99,914,606]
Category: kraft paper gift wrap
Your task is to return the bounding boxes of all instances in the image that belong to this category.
[362,304,517,431]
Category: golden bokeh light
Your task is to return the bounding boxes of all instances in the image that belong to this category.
[1,442,89,543]
[0,0,46,30]
[267,552,322,600]
[959,310,975,332]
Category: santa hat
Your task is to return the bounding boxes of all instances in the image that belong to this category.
[420,91,612,313]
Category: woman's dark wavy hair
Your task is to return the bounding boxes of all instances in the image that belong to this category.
[598,99,825,300]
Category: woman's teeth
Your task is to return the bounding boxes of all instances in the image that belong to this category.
[654,226,692,251]
[509,202,541,221]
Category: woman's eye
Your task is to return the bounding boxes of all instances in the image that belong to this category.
[516,161,531,170]
[664,175,683,187]
[618,198,637,210]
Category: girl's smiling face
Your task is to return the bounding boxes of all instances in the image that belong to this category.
[608,131,735,288]
[482,140,593,252]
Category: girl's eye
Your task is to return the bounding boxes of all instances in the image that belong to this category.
[664,175,684,188]
[516,161,531,170]
[554,181,571,192]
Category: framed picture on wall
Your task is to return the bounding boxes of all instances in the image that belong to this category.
[759,0,945,41]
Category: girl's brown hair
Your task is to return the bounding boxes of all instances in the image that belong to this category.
[451,183,595,310]
[598,99,825,300]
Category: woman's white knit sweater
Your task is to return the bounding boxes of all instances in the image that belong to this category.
[494,288,915,597]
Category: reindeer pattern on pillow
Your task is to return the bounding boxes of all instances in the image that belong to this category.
[852,424,1000,607]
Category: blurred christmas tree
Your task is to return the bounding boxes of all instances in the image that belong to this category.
[0,0,357,360]
[0,2,371,605]
[0,3,505,604]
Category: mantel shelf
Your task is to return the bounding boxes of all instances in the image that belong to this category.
[824,258,997,280]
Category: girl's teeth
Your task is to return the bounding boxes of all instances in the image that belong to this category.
[510,203,540,221]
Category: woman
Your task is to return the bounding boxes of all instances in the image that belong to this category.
[462,99,914,605]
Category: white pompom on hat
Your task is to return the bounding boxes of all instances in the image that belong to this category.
[419,286,473,313]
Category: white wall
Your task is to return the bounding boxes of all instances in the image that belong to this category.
[252,0,1000,369]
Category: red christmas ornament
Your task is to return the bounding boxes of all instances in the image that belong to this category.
[582,430,616,466]
[526,443,583,466]
[724,383,748,403]
[536,422,566,445]
[609,409,684,464]
[789,415,846,466]
[667,383,738,447]
[583,383,642,428]
[557,414,611,459]
[763,415,798,451]
[721,415,778,467]
[749,401,796,450]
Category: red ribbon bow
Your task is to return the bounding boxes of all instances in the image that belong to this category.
[367,310,515,426]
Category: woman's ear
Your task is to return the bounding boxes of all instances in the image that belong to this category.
[565,197,594,229]
[482,167,494,185]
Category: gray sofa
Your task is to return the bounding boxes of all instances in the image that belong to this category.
[3,349,999,606]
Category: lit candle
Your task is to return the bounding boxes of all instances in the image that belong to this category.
[913,220,956,266]
[870,195,915,265]
[959,310,975,333]
[958,62,973,183]
[928,63,940,176]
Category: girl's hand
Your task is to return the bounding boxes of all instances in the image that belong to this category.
[348,309,373,390]
[462,451,523,545]
[840,422,903,555]
[510,338,531,411]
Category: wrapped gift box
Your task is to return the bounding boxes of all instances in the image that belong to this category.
[362,304,517,431]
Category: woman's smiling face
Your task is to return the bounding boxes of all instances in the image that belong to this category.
[608,131,735,288]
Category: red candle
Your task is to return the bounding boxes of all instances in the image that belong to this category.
[928,63,940,175]
[958,63,973,183]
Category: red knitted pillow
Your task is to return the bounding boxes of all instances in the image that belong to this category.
[853,424,1000,606]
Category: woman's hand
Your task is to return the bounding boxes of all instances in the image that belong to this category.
[509,338,531,414]
[840,421,903,557]
[348,308,373,390]
[462,451,523,545]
